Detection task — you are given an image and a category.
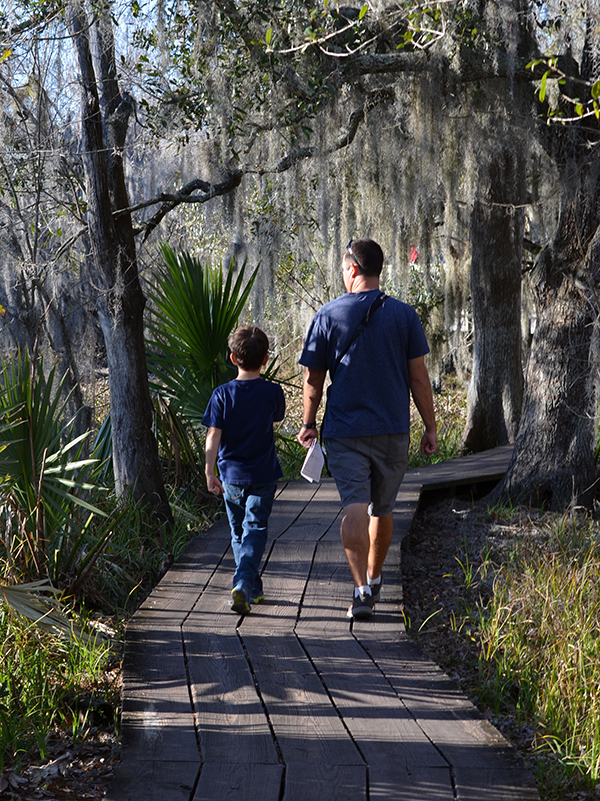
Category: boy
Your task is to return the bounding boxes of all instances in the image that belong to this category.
[202,325,285,614]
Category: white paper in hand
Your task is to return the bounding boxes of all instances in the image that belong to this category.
[301,439,325,483]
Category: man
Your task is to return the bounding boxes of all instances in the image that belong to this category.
[297,238,438,619]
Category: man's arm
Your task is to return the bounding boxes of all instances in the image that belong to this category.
[408,356,438,456]
[297,367,327,447]
[204,426,224,493]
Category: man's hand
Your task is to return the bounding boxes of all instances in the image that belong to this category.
[298,367,326,448]
[420,430,438,456]
[297,425,318,448]
[206,473,224,494]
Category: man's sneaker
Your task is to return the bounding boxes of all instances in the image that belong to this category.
[250,591,265,605]
[230,587,251,614]
[347,590,374,620]
[369,574,383,602]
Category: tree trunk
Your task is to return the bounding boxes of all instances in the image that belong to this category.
[67,0,171,519]
[496,144,600,509]
[500,252,598,509]
[462,150,525,452]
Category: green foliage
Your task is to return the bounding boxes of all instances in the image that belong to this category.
[0,351,106,586]
[274,430,307,480]
[146,244,258,428]
[0,605,114,771]
[467,513,600,787]
[0,484,215,770]
[527,57,600,123]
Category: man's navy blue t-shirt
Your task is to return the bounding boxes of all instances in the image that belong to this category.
[299,289,429,438]
[202,378,285,485]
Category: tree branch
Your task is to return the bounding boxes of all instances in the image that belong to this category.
[251,87,395,174]
[128,170,244,241]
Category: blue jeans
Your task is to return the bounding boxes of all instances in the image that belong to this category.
[222,482,276,598]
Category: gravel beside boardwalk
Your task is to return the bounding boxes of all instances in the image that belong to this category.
[106,446,540,801]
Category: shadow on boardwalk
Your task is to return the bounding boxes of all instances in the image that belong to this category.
[106,447,540,801]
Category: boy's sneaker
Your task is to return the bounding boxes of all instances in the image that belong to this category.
[347,590,374,620]
[369,574,383,602]
[250,591,265,605]
[230,586,251,614]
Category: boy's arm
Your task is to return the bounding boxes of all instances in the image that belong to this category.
[205,426,224,494]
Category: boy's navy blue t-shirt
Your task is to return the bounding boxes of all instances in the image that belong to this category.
[202,378,285,485]
[299,290,429,438]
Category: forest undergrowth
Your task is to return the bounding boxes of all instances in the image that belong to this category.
[404,499,600,801]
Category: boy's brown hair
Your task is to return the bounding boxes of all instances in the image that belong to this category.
[228,325,270,371]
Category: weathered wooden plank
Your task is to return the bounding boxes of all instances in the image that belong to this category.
[454,767,540,800]
[369,765,455,800]
[184,626,279,764]
[187,552,244,628]
[241,540,316,628]
[193,763,283,801]
[356,632,526,771]
[240,631,363,765]
[132,535,231,627]
[120,625,199,764]
[111,448,540,801]
[407,446,513,491]
[283,763,366,801]
[298,633,447,768]
[275,480,341,542]
[268,481,321,540]
[296,540,354,632]
[104,760,199,801]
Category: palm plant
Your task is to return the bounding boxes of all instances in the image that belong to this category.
[146,244,259,428]
[0,351,105,586]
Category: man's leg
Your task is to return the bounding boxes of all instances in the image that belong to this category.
[367,512,394,582]
[340,502,370,587]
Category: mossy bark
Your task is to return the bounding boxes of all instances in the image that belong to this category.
[68,0,171,520]
[462,150,525,453]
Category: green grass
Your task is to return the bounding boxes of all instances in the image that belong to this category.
[457,511,600,795]
[0,607,115,771]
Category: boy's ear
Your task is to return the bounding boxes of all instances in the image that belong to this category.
[261,354,269,367]
[230,353,238,365]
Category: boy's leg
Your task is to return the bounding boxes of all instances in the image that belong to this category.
[222,483,247,586]
[237,483,276,600]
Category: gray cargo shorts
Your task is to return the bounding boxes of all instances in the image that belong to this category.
[324,433,410,517]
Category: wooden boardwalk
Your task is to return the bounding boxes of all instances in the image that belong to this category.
[106,446,541,801]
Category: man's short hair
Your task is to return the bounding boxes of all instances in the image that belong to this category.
[228,325,270,371]
[347,238,384,277]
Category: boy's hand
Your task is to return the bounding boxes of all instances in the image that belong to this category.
[206,474,224,494]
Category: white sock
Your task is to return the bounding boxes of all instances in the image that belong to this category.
[367,573,381,587]
[355,585,372,597]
